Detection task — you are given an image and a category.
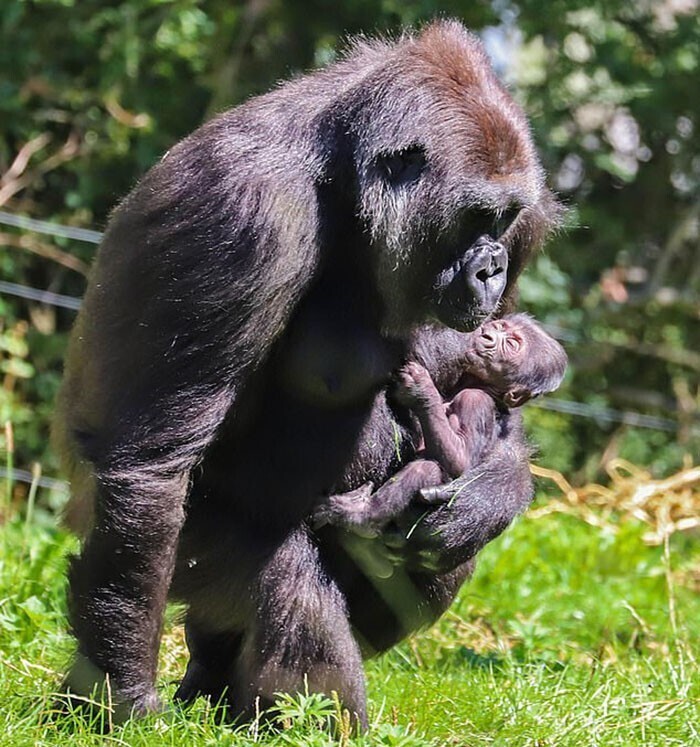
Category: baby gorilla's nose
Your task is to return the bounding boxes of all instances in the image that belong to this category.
[479,318,508,347]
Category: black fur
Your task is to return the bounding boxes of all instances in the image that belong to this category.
[320,409,534,656]
[54,21,557,726]
[307,317,567,664]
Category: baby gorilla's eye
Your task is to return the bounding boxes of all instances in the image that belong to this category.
[505,336,522,353]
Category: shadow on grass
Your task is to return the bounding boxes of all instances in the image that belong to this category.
[440,644,569,673]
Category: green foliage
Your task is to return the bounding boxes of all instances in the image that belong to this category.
[0,0,698,491]
[267,690,338,733]
[524,407,577,473]
[0,521,73,650]
[510,1,700,478]
[1,11,698,745]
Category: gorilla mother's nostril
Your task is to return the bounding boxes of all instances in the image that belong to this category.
[476,265,504,284]
[436,237,510,326]
[473,242,507,282]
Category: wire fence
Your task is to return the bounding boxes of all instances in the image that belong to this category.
[528,398,679,432]
[0,279,82,310]
[0,467,68,493]
[1,208,698,453]
[0,209,102,244]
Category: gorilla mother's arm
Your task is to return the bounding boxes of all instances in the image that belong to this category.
[383,410,533,575]
[57,120,323,714]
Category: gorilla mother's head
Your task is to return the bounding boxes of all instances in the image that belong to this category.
[320,21,558,334]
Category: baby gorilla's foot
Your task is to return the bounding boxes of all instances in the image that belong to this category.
[394,361,441,410]
[312,483,377,536]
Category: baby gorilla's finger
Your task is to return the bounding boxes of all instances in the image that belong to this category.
[417,486,451,504]
[393,362,427,403]
[310,508,331,529]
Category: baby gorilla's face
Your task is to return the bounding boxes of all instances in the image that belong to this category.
[463,318,530,397]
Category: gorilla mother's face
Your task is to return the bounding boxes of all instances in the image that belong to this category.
[352,26,553,335]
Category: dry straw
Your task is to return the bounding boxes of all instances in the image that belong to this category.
[529,458,700,545]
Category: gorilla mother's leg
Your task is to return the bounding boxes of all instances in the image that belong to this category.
[65,467,190,718]
[230,527,367,728]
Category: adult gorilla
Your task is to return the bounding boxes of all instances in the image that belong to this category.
[55,20,556,723]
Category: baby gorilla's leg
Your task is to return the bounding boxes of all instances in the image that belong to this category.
[313,483,376,536]
[314,461,444,535]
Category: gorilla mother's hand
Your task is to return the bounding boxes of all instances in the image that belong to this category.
[378,419,534,575]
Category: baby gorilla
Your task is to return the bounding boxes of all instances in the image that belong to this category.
[315,313,567,533]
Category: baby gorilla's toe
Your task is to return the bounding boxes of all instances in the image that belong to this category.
[312,483,376,534]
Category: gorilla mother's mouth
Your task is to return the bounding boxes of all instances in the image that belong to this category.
[431,238,509,331]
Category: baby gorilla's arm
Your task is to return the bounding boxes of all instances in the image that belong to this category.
[397,363,497,477]
[313,365,499,535]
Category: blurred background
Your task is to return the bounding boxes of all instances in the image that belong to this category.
[1,0,698,518]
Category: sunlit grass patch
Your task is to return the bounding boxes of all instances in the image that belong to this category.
[1,462,699,745]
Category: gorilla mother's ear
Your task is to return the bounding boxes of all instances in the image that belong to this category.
[375,145,427,187]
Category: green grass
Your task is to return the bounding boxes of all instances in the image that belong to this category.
[1,501,699,746]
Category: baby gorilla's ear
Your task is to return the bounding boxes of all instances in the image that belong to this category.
[503,387,532,408]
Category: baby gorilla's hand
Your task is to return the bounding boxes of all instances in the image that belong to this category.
[394,362,440,410]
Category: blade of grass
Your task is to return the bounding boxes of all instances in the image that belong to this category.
[4,421,14,522]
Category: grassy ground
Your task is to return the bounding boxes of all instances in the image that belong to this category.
[1,491,699,746]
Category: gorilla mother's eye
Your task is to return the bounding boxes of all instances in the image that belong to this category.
[376,145,427,187]
[494,206,521,238]
[468,206,522,242]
